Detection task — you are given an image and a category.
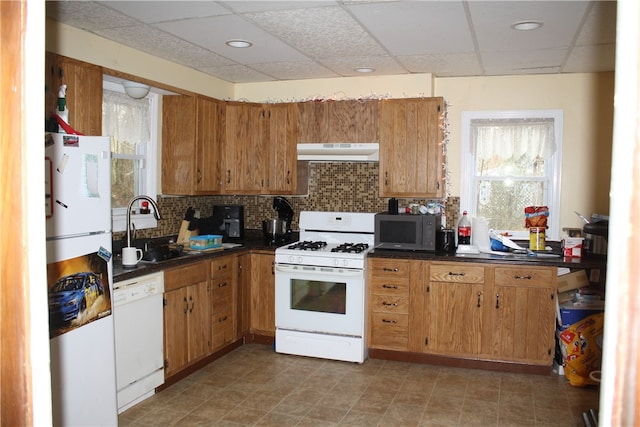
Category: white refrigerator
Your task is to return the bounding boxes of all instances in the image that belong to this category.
[45,133,118,426]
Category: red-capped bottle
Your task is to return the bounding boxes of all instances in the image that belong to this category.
[457,211,472,245]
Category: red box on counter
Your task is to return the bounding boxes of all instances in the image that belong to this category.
[562,237,584,258]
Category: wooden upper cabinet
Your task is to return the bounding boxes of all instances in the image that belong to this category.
[45,53,102,136]
[162,95,197,195]
[297,99,379,143]
[224,102,267,193]
[266,103,298,194]
[162,95,224,195]
[379,97,445,198]
[196,97,225,194]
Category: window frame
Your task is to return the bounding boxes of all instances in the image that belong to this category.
[103,79,159,233]
[460,109,563,241]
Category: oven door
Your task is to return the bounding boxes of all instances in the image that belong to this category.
[275,263,365,337]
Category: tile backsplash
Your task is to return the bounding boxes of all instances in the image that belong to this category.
[118,162,460,240]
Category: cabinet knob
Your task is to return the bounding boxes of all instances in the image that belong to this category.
[382,267,399,272]
[381,318,397,324]
[382,301,398,307]
[382,284,398,289]
[514,275,532,280]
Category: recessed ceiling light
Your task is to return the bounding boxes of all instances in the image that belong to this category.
[354,67,375,73]
[511,20,543,31]
[226,39,253,48]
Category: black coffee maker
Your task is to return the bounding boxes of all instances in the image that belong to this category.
[211,205,244,242]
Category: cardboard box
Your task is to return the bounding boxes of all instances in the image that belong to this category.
[562,237,584,257]
[557,270,589,293]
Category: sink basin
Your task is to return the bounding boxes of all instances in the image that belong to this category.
[141,244,185,263]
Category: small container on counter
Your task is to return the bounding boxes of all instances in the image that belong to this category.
[529,227,546,250]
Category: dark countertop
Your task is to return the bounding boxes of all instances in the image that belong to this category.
[113,230,295,282]
[368,248,607,270]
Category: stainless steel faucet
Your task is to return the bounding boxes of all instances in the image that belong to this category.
[126,196,161,248]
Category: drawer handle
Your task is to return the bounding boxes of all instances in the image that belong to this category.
[218,282,227,288]
[382,301,398,307]
[382,284,398,289]
[218,264,228,270]
[219,316,228,322]
[495,293,500,309]
[448,272,465,276]
[382,319,397,324]
[514,275,532,280]
[383,267,399,272]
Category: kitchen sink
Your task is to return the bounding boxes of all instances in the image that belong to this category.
[141,244,186,263]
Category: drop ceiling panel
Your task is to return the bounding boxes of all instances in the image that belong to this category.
[155,14,308,64]
[468,1,591,51]
[99,1,230,23]
[398,53,483,77]
[245,6,387,58]
[347,1,474,55]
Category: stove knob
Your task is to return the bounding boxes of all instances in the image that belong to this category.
[333,259,339,266]
[288,255,294,263]
[297,256,303,264]
[343,259,349,267]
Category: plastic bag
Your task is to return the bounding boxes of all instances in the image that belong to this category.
[559,312,604,386]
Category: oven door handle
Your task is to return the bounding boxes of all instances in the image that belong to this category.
[275,263,363,277]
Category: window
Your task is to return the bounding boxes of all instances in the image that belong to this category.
[461,110,562,240]
[102,80,158,233]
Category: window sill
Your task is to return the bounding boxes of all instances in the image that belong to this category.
[112,213,158,234]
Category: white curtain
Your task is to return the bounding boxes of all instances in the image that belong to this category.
[470,118,556,161]
[102,89,150,149]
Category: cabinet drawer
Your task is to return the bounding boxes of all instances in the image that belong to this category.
[369,259,411,278]
[494,267,555,287]
[371,294,409,314]
[429,264,484,283]
[211,257,234,277]
[370,312,408,348]
[368,278,410,295]
[211,284,232,313]
[164,261,208,291]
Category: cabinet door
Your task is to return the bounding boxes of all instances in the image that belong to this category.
[196,96,225,193]
[46,53,102,136]
[426,281,485,355]
[163,287,189,377]
[266,103,298,194]
[224,102,266,193]
[491,267,556,364]
[328,100,379,142]
[162,95,197,195]
[379,97,444,197]
[187,281,211,362]
[250,253,275,335]
[297,101,329,143]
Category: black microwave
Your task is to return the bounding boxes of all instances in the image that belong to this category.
[374,213,442,251]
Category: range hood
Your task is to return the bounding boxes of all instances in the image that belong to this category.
[297,143,379,162]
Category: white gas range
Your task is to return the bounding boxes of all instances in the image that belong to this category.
[274,211,376,363]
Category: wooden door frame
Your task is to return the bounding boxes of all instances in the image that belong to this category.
[1,1,32,424]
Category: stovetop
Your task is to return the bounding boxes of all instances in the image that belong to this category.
[274,211,376,269]
[284,241,370,254]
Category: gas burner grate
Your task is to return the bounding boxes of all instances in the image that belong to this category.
[287,241,328,251]
[331,243,370,254]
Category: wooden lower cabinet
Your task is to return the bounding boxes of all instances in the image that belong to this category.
[491,266,557,364]
[163,254,240,379]
[210,255,238,351]
[163,261,210,377]
[367,258,412,350]
[368,258,558,367]
[249,252,275,335]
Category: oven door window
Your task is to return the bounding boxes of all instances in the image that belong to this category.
[291,279,346,314]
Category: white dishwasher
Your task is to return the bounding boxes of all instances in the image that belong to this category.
[113,271,164,413]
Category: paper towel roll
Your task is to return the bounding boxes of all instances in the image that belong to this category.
[472,217,490,250]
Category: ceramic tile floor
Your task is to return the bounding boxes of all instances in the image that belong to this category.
[118,344,599,427]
